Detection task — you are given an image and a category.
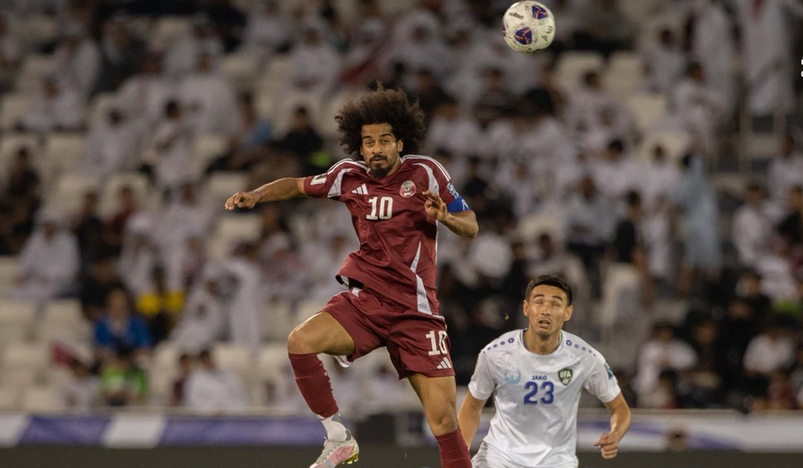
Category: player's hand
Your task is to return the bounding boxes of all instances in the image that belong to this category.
[594,432,619,459]
[423,190,447,221]
[225,191,260,210]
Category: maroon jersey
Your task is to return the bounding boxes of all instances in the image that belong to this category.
[303,155,469,317]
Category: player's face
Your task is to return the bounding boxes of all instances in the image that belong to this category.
[524,285,573,338]
[361,123,402,179]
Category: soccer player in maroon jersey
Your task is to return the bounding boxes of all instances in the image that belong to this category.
[225,87,477,468]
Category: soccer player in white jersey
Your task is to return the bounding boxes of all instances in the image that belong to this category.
[458,275,631,467]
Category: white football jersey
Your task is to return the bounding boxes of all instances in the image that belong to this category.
[468,329,620,468]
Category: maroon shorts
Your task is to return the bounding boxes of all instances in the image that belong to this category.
[323,286,455,379]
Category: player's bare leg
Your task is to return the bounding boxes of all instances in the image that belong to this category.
[409,374,472,468]
[288,312,360,467]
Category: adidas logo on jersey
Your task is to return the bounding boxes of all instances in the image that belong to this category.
[351,184,368,195]
[436,357,452,370]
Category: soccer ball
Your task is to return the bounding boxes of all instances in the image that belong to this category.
[502,1,556,53]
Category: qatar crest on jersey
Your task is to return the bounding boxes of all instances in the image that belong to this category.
[503,366,521,385]
[558,367,573,386]
[400,180,416,197]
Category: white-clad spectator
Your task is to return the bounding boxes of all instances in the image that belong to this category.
[14,211,80,303]
[51,25,101,96]
[240,0,293,64]
[116,52,174,131]
[61,359,102,411]
[340,18,394,87]
[82,108,140,178]
[735,0,803,117]
[221,243,263,351]
[95,15,147,94]
[582,105,634,156]
[155,181,214,252]
[140,100,193,192]
[288,19,341,96]
[118,213,160,298]
[640,143,680,210]
[467,227,513,284]
[165,14,223,80]
[259,233,307,302]
[184,349,249,412]
[19,76,86,133]
[565,175,614,294]
[495,161,538,219]
[427,97,481,157]
[690,0,737,114]
[672,62,726,153]
[178,52,238,136]
[566,70,620,136]
[768,132,803,205]
[642,196,673,283]
[326,357,366,415]
[528,233,586,291]
[754,240,798,300]
[301,233,353,301]
[744,320,795,376]
[642,27,686,96]
[392,10,450,83]
[589,139,640,203]
[732,183,775,268]
[635,323,697,406]
[171,266,224,351]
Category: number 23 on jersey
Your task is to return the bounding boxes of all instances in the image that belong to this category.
[524,380,555,405]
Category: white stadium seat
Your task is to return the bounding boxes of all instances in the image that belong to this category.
[2,341,50,372]
[603,52,644,96]
[221,52,260,92]
[625,93,667,134]
[213,343,254,383]
[98,172,158,217]
[88,92,118,127]
[14,55,54,93]
[1,93,33,131]
[191,135,228,179]
[555,51,604,92]
[207,213,262,261]
[0,300,37,335]
[149,16,192,51]
[0,256,20,298]
[638,130,691,162]
[19,16,59,51]
[46,173,101,215]
[21,386,64,413]
[42,133,87,179]
[260,299,294,342]
[203,172,249,209]
[36,299,91,342]
[0,385,22,410]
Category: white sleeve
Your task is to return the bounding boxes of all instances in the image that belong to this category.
[467,351,496,400]
[583,354,621,404]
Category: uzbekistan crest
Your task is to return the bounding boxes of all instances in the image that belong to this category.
[400,180,416,197]
[558,367,573,386]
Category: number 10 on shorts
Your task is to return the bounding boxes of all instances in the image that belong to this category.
[426,330,448,355]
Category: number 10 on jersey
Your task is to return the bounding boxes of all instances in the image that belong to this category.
[366,196,393,220]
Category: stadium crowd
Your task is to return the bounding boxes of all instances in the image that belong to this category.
[0,0,802,414]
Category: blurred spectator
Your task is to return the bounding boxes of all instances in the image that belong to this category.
[732,183,775,268]
[642,27,686,96]
[93,286,152,362]
[0,147,41,254]
[51,25,101,95]
[83,108,140,179]
[777,186,803,248]
[340,18,392,87]
[240,0,293,63]
[95,15,147,93]
[79,254,122,321]
[689,0,737,115]
[288,19,341,96]
[61,359,101,411]
[207,92,273,173]
[14,211,79,304]
[104,184,140,256]
[260,234,306,303]
[635,323,697,407]
[73,191,104,267]
[201,0,247,52]
[18,76,86,134]
[717,298,758,398]
[115,52,174,130]
[140,100,193,192]
[392,12,449,85]
[673,154,721,295]
[179,51,238,136]
[136,264,184,344]
[171,353,194,406]
[473,67,514,122]
[641,144,680,210]
[743,319,794,377]
[101,347,148,407]
[279,106,324,175]
[427,97,481,158]
[768,132,803,205]
[672,62,726,153]
[155,181,214,252]
[735,0,803,118]
[567,70,619,136]
[165,14,223,79]
[184,349,249,412]
[590,139,640,202]
[412,68,450,122]
[0,13,20,92]
[222,242,263,350]
[574,0,633,57]
[171,266,224,351]
[118,214,161,298]
[565,176,614,296]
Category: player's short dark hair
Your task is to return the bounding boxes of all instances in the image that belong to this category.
[525,275,573,305]
[335,86,427,157]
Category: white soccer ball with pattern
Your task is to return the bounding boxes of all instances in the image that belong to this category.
[502,1,556,53]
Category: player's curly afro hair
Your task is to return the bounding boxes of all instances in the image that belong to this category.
[335,86,427,157]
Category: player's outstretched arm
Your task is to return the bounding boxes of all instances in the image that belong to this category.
[457,390,487,448]
[594,392,631,459]
[224,177,307,210]
[423,189,478,238]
